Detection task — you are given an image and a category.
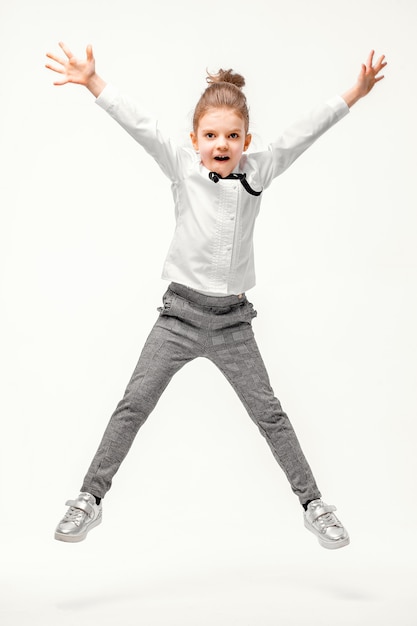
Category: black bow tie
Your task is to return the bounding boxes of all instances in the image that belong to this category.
[209,171,262,197]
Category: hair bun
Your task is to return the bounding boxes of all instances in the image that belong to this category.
[206,68,245,89]
[193,67,249,133]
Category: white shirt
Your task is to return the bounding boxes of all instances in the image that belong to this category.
[96,85,349,294]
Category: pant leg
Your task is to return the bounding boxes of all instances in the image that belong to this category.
[206,302,321,505]
[81,312,198,498]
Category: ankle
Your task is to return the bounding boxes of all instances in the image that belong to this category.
[302,499,314,511]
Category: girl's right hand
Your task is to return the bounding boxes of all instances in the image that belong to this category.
[45,42,106,96]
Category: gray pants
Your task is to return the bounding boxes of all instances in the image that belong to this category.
[82,283,321,505]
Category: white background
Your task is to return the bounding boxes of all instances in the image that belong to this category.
[1,0,416,624]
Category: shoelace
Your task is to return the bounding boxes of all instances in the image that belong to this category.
[316,511,342,530]
[63,506,85,525]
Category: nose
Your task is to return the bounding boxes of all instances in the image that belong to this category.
[217,136,228,150]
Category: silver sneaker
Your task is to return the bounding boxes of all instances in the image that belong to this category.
[304,499,350,549]
[55,492,102,543]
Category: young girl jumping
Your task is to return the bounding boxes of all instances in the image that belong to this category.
[46,43,386,549]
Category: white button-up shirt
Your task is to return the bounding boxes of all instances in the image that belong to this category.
[96,85,349,294]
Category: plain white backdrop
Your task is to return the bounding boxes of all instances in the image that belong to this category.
[1,0,416,625]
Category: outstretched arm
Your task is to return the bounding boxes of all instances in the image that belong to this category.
[45,42,106,97]
[342,50,387,108]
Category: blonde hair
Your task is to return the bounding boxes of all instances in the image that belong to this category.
[192,69,249,133]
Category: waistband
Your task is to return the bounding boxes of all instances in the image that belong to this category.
[168,283,247,308]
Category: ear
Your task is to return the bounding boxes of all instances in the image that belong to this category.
[244,133,252,152]
[190,132,199,151]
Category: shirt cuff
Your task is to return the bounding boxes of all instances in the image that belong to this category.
[95,83,120,111]
[325,95,350,119]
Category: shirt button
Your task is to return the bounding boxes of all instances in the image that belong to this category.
[230,215,235,221]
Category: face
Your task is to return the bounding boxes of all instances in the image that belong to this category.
[190,107,251,177]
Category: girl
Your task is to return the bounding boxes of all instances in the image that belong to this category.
[46,43,386,549]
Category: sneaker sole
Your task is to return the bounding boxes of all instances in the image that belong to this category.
[54,516,102,543]
[304,519,350,550]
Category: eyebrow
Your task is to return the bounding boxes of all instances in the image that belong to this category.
[200,127,243,133]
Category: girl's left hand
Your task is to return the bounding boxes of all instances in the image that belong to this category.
[342,50,387,108]
[355,50,387,97]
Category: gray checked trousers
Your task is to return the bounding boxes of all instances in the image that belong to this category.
[81,283,321,505]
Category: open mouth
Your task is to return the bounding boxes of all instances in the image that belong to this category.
[214,156,230,161]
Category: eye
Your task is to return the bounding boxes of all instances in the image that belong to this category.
[229,133,239,139]
[205,132,215,139]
